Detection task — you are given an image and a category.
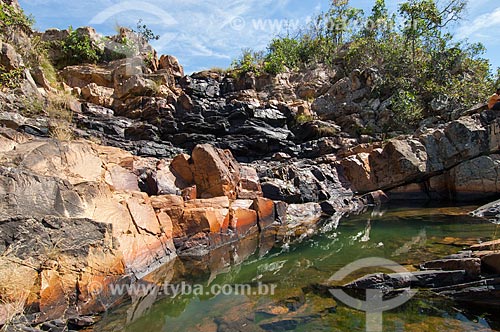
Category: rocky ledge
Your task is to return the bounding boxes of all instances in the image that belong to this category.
[0,127,361,330]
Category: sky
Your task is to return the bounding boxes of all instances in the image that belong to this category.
[17,0,500,74]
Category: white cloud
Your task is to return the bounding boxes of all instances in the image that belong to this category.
[456,6,500,40]
[22,0,313,73]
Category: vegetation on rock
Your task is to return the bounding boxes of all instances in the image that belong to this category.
[232,0,495,131]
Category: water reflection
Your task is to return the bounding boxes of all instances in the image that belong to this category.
[95,204,500,332]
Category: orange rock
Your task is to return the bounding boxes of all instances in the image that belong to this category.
[126,197,161,235]
[191,144,240,199]
[254,197,275,229]
[184,196,230,209]
[182,207,230,234]
[170,153,194,185]
[157,211,173,238]
[230,200,258,236]
[150,194,184,210]
[40,270,68,321]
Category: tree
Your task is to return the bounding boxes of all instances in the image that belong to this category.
[399,0,467,63]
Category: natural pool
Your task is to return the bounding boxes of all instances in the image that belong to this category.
[96,203,500,332]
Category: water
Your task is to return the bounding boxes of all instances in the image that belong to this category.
[96,203,500,332]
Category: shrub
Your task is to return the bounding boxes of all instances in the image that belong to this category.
[133,19,160,43]
[0,65,24,89]
[61,27,101,66]
[0,2,34,35]
[231,49,265,76]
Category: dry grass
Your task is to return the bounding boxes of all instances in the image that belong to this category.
[46,91,75,141]
[0,257,33,330]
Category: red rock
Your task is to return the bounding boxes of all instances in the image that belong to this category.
[191,144,240,199]
[230,200,258,236]
[254,197,275,229]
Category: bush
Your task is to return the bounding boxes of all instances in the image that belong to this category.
[61,27,101,66]
[0,65,24,89]
[0,2,34,35]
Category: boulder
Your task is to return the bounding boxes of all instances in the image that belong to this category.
[448,155,500,201]
[0,40,23,71]
[230,200,258,236]
[114,75,157,99]
[61,65,114,88]
[481,253,500,274]
[81,83,114,108]
[253,197,276,229]
[191,144,241,199]
[158,55,184,78]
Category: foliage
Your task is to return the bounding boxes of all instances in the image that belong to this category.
[0,65,24,89]
[61,26,101,66]
[231,49,265,76]
[133,19,160,43]
[295,113,314,124]
[0,2,34,34]
[231,0,494,132]
[102,35,138,62]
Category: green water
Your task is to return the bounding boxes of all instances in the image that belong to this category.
[96,204,500,332]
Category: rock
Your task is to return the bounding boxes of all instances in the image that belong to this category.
[448,155,500,201]
[229,200,258,236]
[81,83,114,108]
[481,253,500,274]
[0,40,23,71]
[254,197,276,230]
[126,195,162,235]
[114,75,157,99]
[237,165,262,199]
[181,207,230,234]
[343,270,472,292]
[421,258,481,276]
[158,55,184,78]
[170,153,194,185]
[39,270,68,321]
[61,65,114,88]
[470,239,500,251]
[191,144,241,199]
[286,203,323,226]
[105,164,140,191]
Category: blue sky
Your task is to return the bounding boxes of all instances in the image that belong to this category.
[18,0,500,74]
